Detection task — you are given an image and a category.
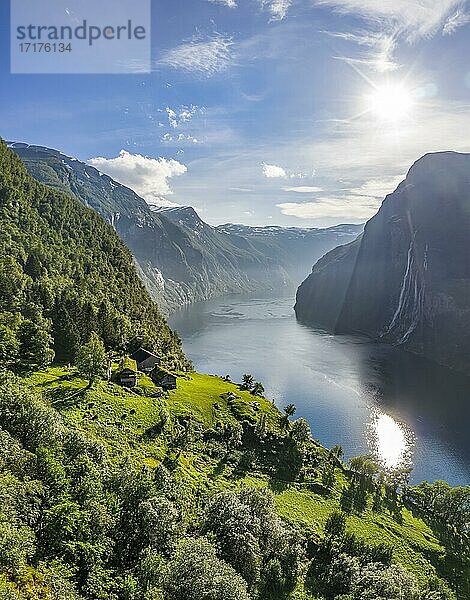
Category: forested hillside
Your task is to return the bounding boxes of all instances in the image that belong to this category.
[0,140,186,370]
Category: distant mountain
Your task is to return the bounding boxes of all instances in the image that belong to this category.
[217,223,361,239]
[216,222,363,282]
[295,152,470,374]
[10,143,362,312]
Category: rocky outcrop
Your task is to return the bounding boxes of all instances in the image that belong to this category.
[295,152,470,374]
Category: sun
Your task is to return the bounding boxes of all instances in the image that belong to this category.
[366,83,414,123]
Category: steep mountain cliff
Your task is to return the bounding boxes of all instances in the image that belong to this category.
[295,152,470,374]
[10,143,361,312]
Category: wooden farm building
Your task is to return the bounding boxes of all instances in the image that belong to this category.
[130,348,161,373]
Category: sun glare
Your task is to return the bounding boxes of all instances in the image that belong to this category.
[368,412,413,470]
[366,83,414,123]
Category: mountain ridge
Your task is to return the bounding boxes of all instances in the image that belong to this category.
[9,142,363,313]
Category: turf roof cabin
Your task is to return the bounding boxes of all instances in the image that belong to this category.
[130,348,161,373]
[118,357,138,388]
[151,366,177,391]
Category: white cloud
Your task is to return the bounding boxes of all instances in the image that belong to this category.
[318,1,466,76]
[88,150,187,207]
[162,133,200,144]
[208,0,237,7]
[261,0,293,20]
[277,193,380,219]
[165,105,201,129]
[207,0,292,19]
[283,186,324,192]
[443,9,470,34]
[345,176,403,199]
[166,108,178,129]
[326,30,400,72]
[277,175,405,220]
[314,0,463,40]
[262,162,287,178]
[262,163,315,178]
[289,172,313,179]
[158,34,234,77]
[277,198,375,219]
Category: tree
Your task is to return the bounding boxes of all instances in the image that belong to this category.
[0,325,19,369]
[349,455,379,479]
[404,480,470,534]
[322,467,336,489]
[324,510,347,538]
[18,318,54,371]
[202,490,262,587]
[347,562,421,599]
[202,488,304,596]
[76,333,106,388]
[0,522,36,572]
[0,256,28,311]
[284,404,297,418]
[251,382,265,397]
[420,576,457,600]
[137,496,179,555]
[331,444,344,461]
[164,537,250,600]
[291,418,311,445]
[280,404,297,432]
[222,421,243,454]
[322,552,360,598]
[242,374,254,390]
[383,467,412,496]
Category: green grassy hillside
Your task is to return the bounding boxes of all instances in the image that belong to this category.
[0,366,465,600]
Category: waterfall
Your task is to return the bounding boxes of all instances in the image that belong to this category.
[382,232,426,345]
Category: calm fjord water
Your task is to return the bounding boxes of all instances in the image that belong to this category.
[170,293,470,486]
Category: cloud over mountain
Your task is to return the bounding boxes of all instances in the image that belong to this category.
[88,150,187,207]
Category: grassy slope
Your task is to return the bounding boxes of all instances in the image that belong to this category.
[27,368,280,482]
[26,367,457,598]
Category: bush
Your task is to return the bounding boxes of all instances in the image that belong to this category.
[164,537,250,600]
[0,523,35,572]
[202,487,304,597]
[0,375,63,451]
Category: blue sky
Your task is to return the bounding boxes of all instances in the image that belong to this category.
[1,0,470,226]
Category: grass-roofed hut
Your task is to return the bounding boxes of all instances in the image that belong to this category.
[150,365,177,391]
[118,356,138,388]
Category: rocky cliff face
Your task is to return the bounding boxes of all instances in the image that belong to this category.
[295,152,470,374]
[10,143,361,313]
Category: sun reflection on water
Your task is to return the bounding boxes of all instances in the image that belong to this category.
[367,411,414,471]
